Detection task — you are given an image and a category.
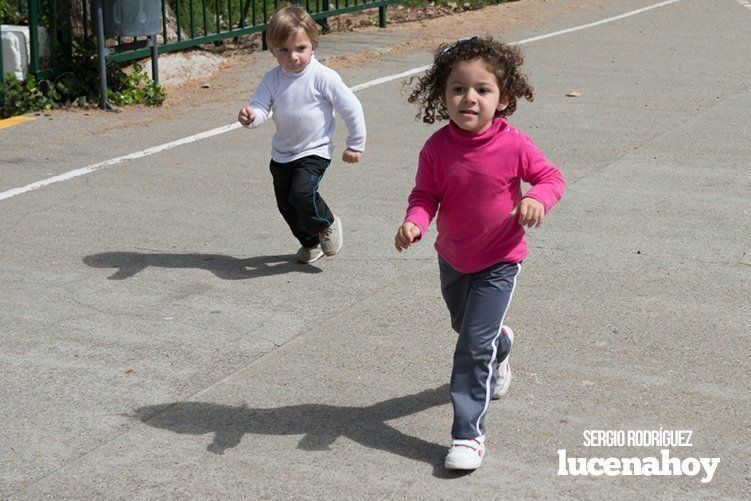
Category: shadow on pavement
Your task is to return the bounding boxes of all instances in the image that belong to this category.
[82,251,321,279]
[132,385,468,478]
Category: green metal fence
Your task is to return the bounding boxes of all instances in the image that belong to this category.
[1,1,77,82]
[106,0,408,64]
[0,0,404,84]
[2,0,509,84]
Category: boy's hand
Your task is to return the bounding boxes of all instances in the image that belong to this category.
[238,106,256,127]
[342,148,361,163]
[395,222,422,252]
[510,197,545,228]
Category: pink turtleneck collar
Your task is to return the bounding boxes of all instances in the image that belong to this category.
[446,117,509,149]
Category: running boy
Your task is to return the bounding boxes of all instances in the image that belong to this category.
[395,37,565,470]
[238,5,366,263]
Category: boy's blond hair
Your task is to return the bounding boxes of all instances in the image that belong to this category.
[266,5,319,50]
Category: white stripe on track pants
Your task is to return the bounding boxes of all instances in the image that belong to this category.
[438,256,521,438]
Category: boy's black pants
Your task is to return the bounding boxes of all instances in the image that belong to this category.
[269,155,334,248]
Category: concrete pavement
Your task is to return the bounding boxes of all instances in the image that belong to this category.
[1,0,749,497]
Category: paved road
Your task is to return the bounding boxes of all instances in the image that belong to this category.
[1,0,749,497]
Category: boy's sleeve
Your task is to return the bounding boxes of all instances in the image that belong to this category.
[404,146,440,239]
[248,72,274,128]
[519,134,566,213]
[320,71,366,152]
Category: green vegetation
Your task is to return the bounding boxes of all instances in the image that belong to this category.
[0,75,57,116]
[1,46,165,118]
[0,0,25,24]
[1,2,164,117]
[1,0,512,117]
[170,0,514,35]
[171,0,269,36]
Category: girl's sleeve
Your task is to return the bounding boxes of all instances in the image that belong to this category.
[320,71,367,152]
[248,73,274,128]
[519,134,566,213]
[404,146,440,238]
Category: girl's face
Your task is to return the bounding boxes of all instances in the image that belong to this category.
[444,58,509,134]
[272,28,314,73]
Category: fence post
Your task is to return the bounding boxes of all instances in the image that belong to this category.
[162,0,167,42]
[83,0,91,49]
[150,33,159,83]
[379,5,386,28]
[27,0,40,79]
[1,24,4,110]
[93,0,110,109]
[0,25,4,85]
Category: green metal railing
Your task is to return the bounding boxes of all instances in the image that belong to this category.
[2,1,510,84]
[1,0,399,84]
[1,0,76,82]
[105,0,408,64]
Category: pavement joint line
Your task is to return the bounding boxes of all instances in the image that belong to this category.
[562,84,751,191]
[0,0,685,204]
[62,280,320,348]
[532,245,750,268]
[19,259,437,492]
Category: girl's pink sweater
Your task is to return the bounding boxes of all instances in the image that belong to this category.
[405,118,565,273]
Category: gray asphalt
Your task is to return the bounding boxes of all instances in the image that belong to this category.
[1,0,749,498]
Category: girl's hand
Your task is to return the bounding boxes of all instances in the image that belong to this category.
[342,148,361,164]
[510,197,545,228]
[395,222,422,252]
[238,106,256,127]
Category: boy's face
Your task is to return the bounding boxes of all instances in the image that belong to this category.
[444,58,509,134]
[272,28,314,73]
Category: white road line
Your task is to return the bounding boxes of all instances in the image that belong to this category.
[350,0,683,92]
[0,123,241,202]
[0,0,683,203]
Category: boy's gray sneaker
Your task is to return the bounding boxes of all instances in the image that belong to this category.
[296,244,324,264]
[319,216,343,256]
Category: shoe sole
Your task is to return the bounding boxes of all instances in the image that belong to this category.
[297,250,324,264]
[492,326,514,399]
[445,457,482,470]
[322,217,343,256]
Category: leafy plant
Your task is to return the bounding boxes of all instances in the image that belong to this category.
[1,38,165,118]
[107,63,165,106]
[0,75,56,116]
[0,0,26,24]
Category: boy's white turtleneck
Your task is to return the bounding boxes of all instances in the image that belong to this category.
[248,56,366,163]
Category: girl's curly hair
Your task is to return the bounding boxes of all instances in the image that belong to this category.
[407,37,534,124]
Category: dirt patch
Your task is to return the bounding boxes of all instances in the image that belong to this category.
[140,51,226,87]
[157,1,525,85]
[70,0,606,130]
[159,0,563,99]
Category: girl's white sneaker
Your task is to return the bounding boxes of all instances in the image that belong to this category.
[444,435,485,470]
[492,326,514,399]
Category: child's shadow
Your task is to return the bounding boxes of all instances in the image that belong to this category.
[132,385,468,478]
[83,251,321,280]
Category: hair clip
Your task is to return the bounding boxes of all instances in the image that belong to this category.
[439,36,478,57]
